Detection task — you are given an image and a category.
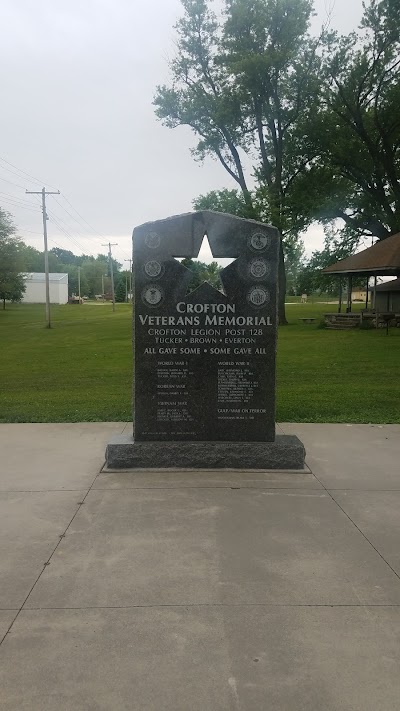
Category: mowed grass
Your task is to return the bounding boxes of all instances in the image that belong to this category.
[1,302,399,423]
[278,304,399,422]
[0,304,132,422]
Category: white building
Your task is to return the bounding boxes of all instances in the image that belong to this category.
[22,273,69,305]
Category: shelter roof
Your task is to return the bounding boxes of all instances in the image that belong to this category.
[322,232,400,276]
[375,277,400,292]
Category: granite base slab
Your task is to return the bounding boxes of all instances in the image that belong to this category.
[105,434,306,470]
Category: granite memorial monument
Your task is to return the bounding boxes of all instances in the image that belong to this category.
[106,211,305,469]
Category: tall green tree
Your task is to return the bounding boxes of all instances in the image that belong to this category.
[79,255,122,298]
[310,0,400,241]
[19,243,60,272]
[115,276,127,302]
[0,209,26,309]
[61,264,90,298]
[194,189,250,218]
[154,0,324,323]
[296,227,367,295]
[49,248,81,266]
[284,239,305,295]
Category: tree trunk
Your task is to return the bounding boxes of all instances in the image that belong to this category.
[278,240,288,325]
[3,298,5,310]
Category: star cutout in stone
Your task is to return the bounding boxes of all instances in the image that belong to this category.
[174,234,235,296]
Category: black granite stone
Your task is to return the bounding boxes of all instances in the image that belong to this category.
[106,435,306,470]
[133,211,279,443]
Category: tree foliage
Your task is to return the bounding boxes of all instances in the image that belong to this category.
[284,239,305,295]
[155,0,400,316]
[310,0,400,240]
[0,209,26,308]
[181,257,222,292]
[154,0,324,323]
[155,0,321,229]
[193,188,250,218]
[115,275,128,302]
[296,227,369,295]
[21,243,59,278]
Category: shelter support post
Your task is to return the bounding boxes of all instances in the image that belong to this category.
[365,277,369,310]
[346,275,352,313]
[338,278,342,313]
[386,290,391,335]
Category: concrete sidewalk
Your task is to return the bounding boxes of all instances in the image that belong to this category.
[0,422,399,710]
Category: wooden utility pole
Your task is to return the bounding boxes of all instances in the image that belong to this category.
[78,266,81,302]
[102,242,118,312]
[26,187,60,328]
[124,258,132,302]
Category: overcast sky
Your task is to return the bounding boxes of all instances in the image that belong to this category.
[0,0,364,265]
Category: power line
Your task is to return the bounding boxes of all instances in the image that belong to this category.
[52,198,131,262]
[49,196,105,251]
[30,194,87,255]
[0,189,36,203]
[0,155,58,191]
[0,196,40,213]
[117,246,132,260]
[16,229,72,251]
[57,194,131,259]
[0,175,27,190]
[0,157,109,255]
[61,194,108,240]
[0,200,38,213]
[40,206,102,257]
[16,228,43,235]
[47,208,89,248]
[0,163,44,187]
[51,195,103,243]
[48,237,68,250]
[1,155,132,261]
[50,194,132,264]
[46,212,89,254]
[0,191,40,208]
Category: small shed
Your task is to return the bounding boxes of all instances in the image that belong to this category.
[374,277,400,312]
[22,273,69,305]
[352,289,367,302]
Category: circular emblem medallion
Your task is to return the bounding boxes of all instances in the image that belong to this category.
[144,260,163,279]
[248,231,270,252]
[248,257,269,279]
[141,284,164,307]
[145,231,161,249]
[247,286,270,308]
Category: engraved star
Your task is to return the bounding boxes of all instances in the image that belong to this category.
[174,234,235,296]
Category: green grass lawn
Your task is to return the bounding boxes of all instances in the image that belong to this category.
[1,302,399,423]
